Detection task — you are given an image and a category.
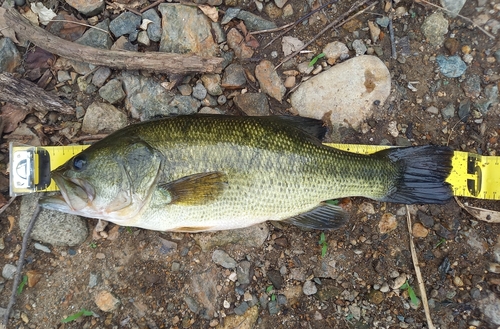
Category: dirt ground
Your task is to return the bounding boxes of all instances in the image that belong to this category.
[1,0,500,328]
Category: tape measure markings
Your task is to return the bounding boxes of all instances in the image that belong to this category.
[9,143,500,200]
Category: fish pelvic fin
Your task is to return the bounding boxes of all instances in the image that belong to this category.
[159,171,228,205]
[283,203,349,230]
[377,145,453,204]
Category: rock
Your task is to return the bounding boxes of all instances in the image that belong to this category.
[159,4,218,57]
[2,264,17,280]
[440,0,466,17]
[137,31,150,46]
[193,223,269,252]
[387,121,398,137]
[268,300,279,315]
[302,280,317,295]
[417,210,434,228]
[297,61,314,75]
[227,28,254,59]
[421,12,448,46]
[201,74,223,96]
[34,243,51,253]
[177,84,192,96]
[236,261,252,285]
[282,4,293,17]
[378,213,397,234]
[121,71,174,120]
[192,82,207,100]
[291,55,390,130]
[142,9,162,42]
[168,95,201,115]
[95,290,120,312]
[233,302,249,315]
[284,76,295,88]
[349,305,361,320]
[236,10,277,31]
[221,64,247,89]
[458,100,471,122]
[478,293,500,325]
[441,103,455,120]
[233,93,270,116]
[323,41,349,64]
[412,223,429,238]
[255,60,286,102]
[368,21,380,43]
[0,37,21,73]
[444,38,460,55]
[221,7,241,25]
[212,250,237,268]
[380,282,390,293]
[368,290,384,304]
[475,84,498,114]
[426,106,439,115]
[216,305,258,329]
[111,36,138,51]
[109,12,141,38]
[352,39,367,56]
[359,202,375,214]
[376,16,390,28]
[65,0,104,16]
[92,67,111,87]
[82,102,127,134]
[57,71,71,83]
[99,79,126,104]
[26,270,42,288]
[20,193,88,246]
[391,274,407,289]
[462,74,481,98]
[487,263,500,274]
[190,267,219,319]
[274,0,288,9]
[436,55,467,78]
[267,270,284,290]
[75,19,112,49]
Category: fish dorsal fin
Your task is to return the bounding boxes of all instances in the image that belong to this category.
[272,116,327,140]
[283,203,349,230]
[159,172,228,205]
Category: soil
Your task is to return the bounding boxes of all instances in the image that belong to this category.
[1,0,500,328]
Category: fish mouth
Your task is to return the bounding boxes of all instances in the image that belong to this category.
[40,171,96,212]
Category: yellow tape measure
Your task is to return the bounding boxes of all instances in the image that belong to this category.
[9,143,500,200]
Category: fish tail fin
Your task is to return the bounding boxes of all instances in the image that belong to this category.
[377,145,454,204]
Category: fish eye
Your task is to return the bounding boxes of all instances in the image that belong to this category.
[72,155,87,171]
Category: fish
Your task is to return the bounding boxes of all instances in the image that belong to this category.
[39,115,453,232]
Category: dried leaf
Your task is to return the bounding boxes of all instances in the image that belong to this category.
[0,8,19,43]
[31,2,57,26]
[282,36,304,57]
[46,12,87,41]
[8,215,15,233]
[238,21,259,49]
[198,5,219,22]
[0,103,29,133]
[140,19,153,31]
[22,8,39,26]
[26,47,56,71]
[455,198,500,224]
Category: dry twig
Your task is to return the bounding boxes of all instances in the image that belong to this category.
[2,205,41,328]
[405,205,435,329]
[140,0,166,13]
[2,8,223,74]
[0,196,16,216]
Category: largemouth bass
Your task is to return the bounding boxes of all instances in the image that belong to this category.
[40,115,453,232]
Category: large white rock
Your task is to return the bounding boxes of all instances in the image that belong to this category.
[290,55,391,129]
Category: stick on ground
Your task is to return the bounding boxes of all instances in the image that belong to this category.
[1,8,223,74]
[406,205,435,329]
[2,205,41,328]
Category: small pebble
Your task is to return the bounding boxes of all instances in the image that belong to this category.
[302,280,317,295]
[96,253,106,259]
[2,264,17,280]
[95,290,120,312]
[34,243,51,253]
[212,250,237,269]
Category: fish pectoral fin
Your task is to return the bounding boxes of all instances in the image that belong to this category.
[283,203,349,230]
[159,171,228,205]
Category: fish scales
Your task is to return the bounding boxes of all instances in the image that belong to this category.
[40,115,453,232]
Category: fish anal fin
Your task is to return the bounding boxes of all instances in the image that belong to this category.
[159,172,228,205]
[283,203,349,230]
